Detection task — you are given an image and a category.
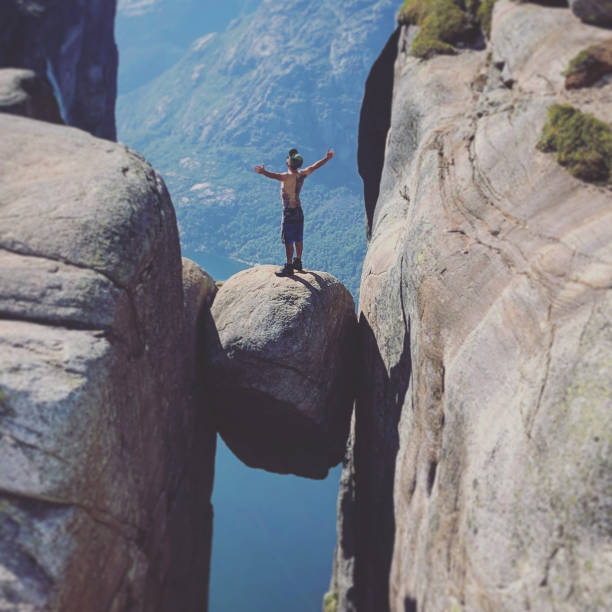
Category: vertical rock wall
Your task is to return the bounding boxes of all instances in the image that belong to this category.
[332,2,612,610]
[0,0,118,139]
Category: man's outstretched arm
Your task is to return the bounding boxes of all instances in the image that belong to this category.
[302,148,334,175]
[254,164,284,180]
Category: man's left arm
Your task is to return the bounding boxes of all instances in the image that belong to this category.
[302,148,334,175]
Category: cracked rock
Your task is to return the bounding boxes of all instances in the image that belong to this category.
[203,265,357,479]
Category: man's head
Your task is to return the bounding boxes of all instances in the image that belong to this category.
[287,148,303,169]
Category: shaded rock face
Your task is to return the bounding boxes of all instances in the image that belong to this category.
[569,0,612,26]
[0,0,118,139]
[0,68,63,123]
[332,2,612,611]
[0,115,215,611]
[358,27,401,239]
[204,265,357,479]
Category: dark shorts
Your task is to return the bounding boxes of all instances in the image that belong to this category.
[281,206,304,244]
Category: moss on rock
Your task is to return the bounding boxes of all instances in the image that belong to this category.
[537,104,612,183]
[565,49,596,77]
[323,590,338,612]
[476,0,496,38]
[564,40,612,89]
[397,0,497,59]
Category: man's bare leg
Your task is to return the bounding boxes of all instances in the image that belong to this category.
[296,242,303,260]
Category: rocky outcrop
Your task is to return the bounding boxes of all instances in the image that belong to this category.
[0,114,215,611]
[0,0,118,139]
[0,68,63,123]
[569,0,612,26]
[331,2,612,611]
[203,265,356,479]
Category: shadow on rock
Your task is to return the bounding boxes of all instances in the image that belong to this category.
[352,311,411,611]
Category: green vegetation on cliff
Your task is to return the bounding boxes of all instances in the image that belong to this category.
[323,590,338,612]
[564,48,595,78]
[563,41,612,89]
[473,0,496,38]
[397,0,497,59]
[537,104,612,183]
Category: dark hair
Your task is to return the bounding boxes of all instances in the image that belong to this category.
[287,148,303,169]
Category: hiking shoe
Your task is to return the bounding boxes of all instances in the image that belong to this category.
[293,257,303,272]
[275,262,294,277]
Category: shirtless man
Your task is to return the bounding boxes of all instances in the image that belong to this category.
[254,147,334,276]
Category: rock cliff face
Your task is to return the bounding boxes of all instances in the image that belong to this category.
[0,115,215,611]
[0,0,118,139]
[331,2,612,611]
[204,265,356,479]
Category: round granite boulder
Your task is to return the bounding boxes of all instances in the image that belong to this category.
[203,265,357,479]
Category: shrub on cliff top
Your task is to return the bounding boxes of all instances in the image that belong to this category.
[398,0,497,59]
[565,48,595,76]
[537,104,612,183]
[398,0,468,58]
[564,41,612,89]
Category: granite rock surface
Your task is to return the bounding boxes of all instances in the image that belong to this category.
[331,2,612,610]
[204,265,356,479]
[0,114,215,611]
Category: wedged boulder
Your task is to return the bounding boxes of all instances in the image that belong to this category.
[0,68,63,123]
[203,265,357,479]
[0,114,215,612]
[569,0,612,26]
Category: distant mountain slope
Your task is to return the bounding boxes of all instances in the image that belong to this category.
[116,0,259,93]
[117,0,397,296]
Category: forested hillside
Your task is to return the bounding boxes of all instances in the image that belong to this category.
[116,0,397,296]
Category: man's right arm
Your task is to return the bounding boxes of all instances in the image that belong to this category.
[254,165,284,181]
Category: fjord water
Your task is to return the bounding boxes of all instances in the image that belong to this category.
[183,248,342,612]
[211,440,341,611]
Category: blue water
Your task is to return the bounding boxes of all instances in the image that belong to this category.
[184,248,341,612]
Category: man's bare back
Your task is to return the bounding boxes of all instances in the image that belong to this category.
[254,147,334,275]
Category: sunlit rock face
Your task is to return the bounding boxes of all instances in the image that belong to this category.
[0,114,215,612]
[203,265,357,480]
[330,2,612,611]
[0,0,118,139]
